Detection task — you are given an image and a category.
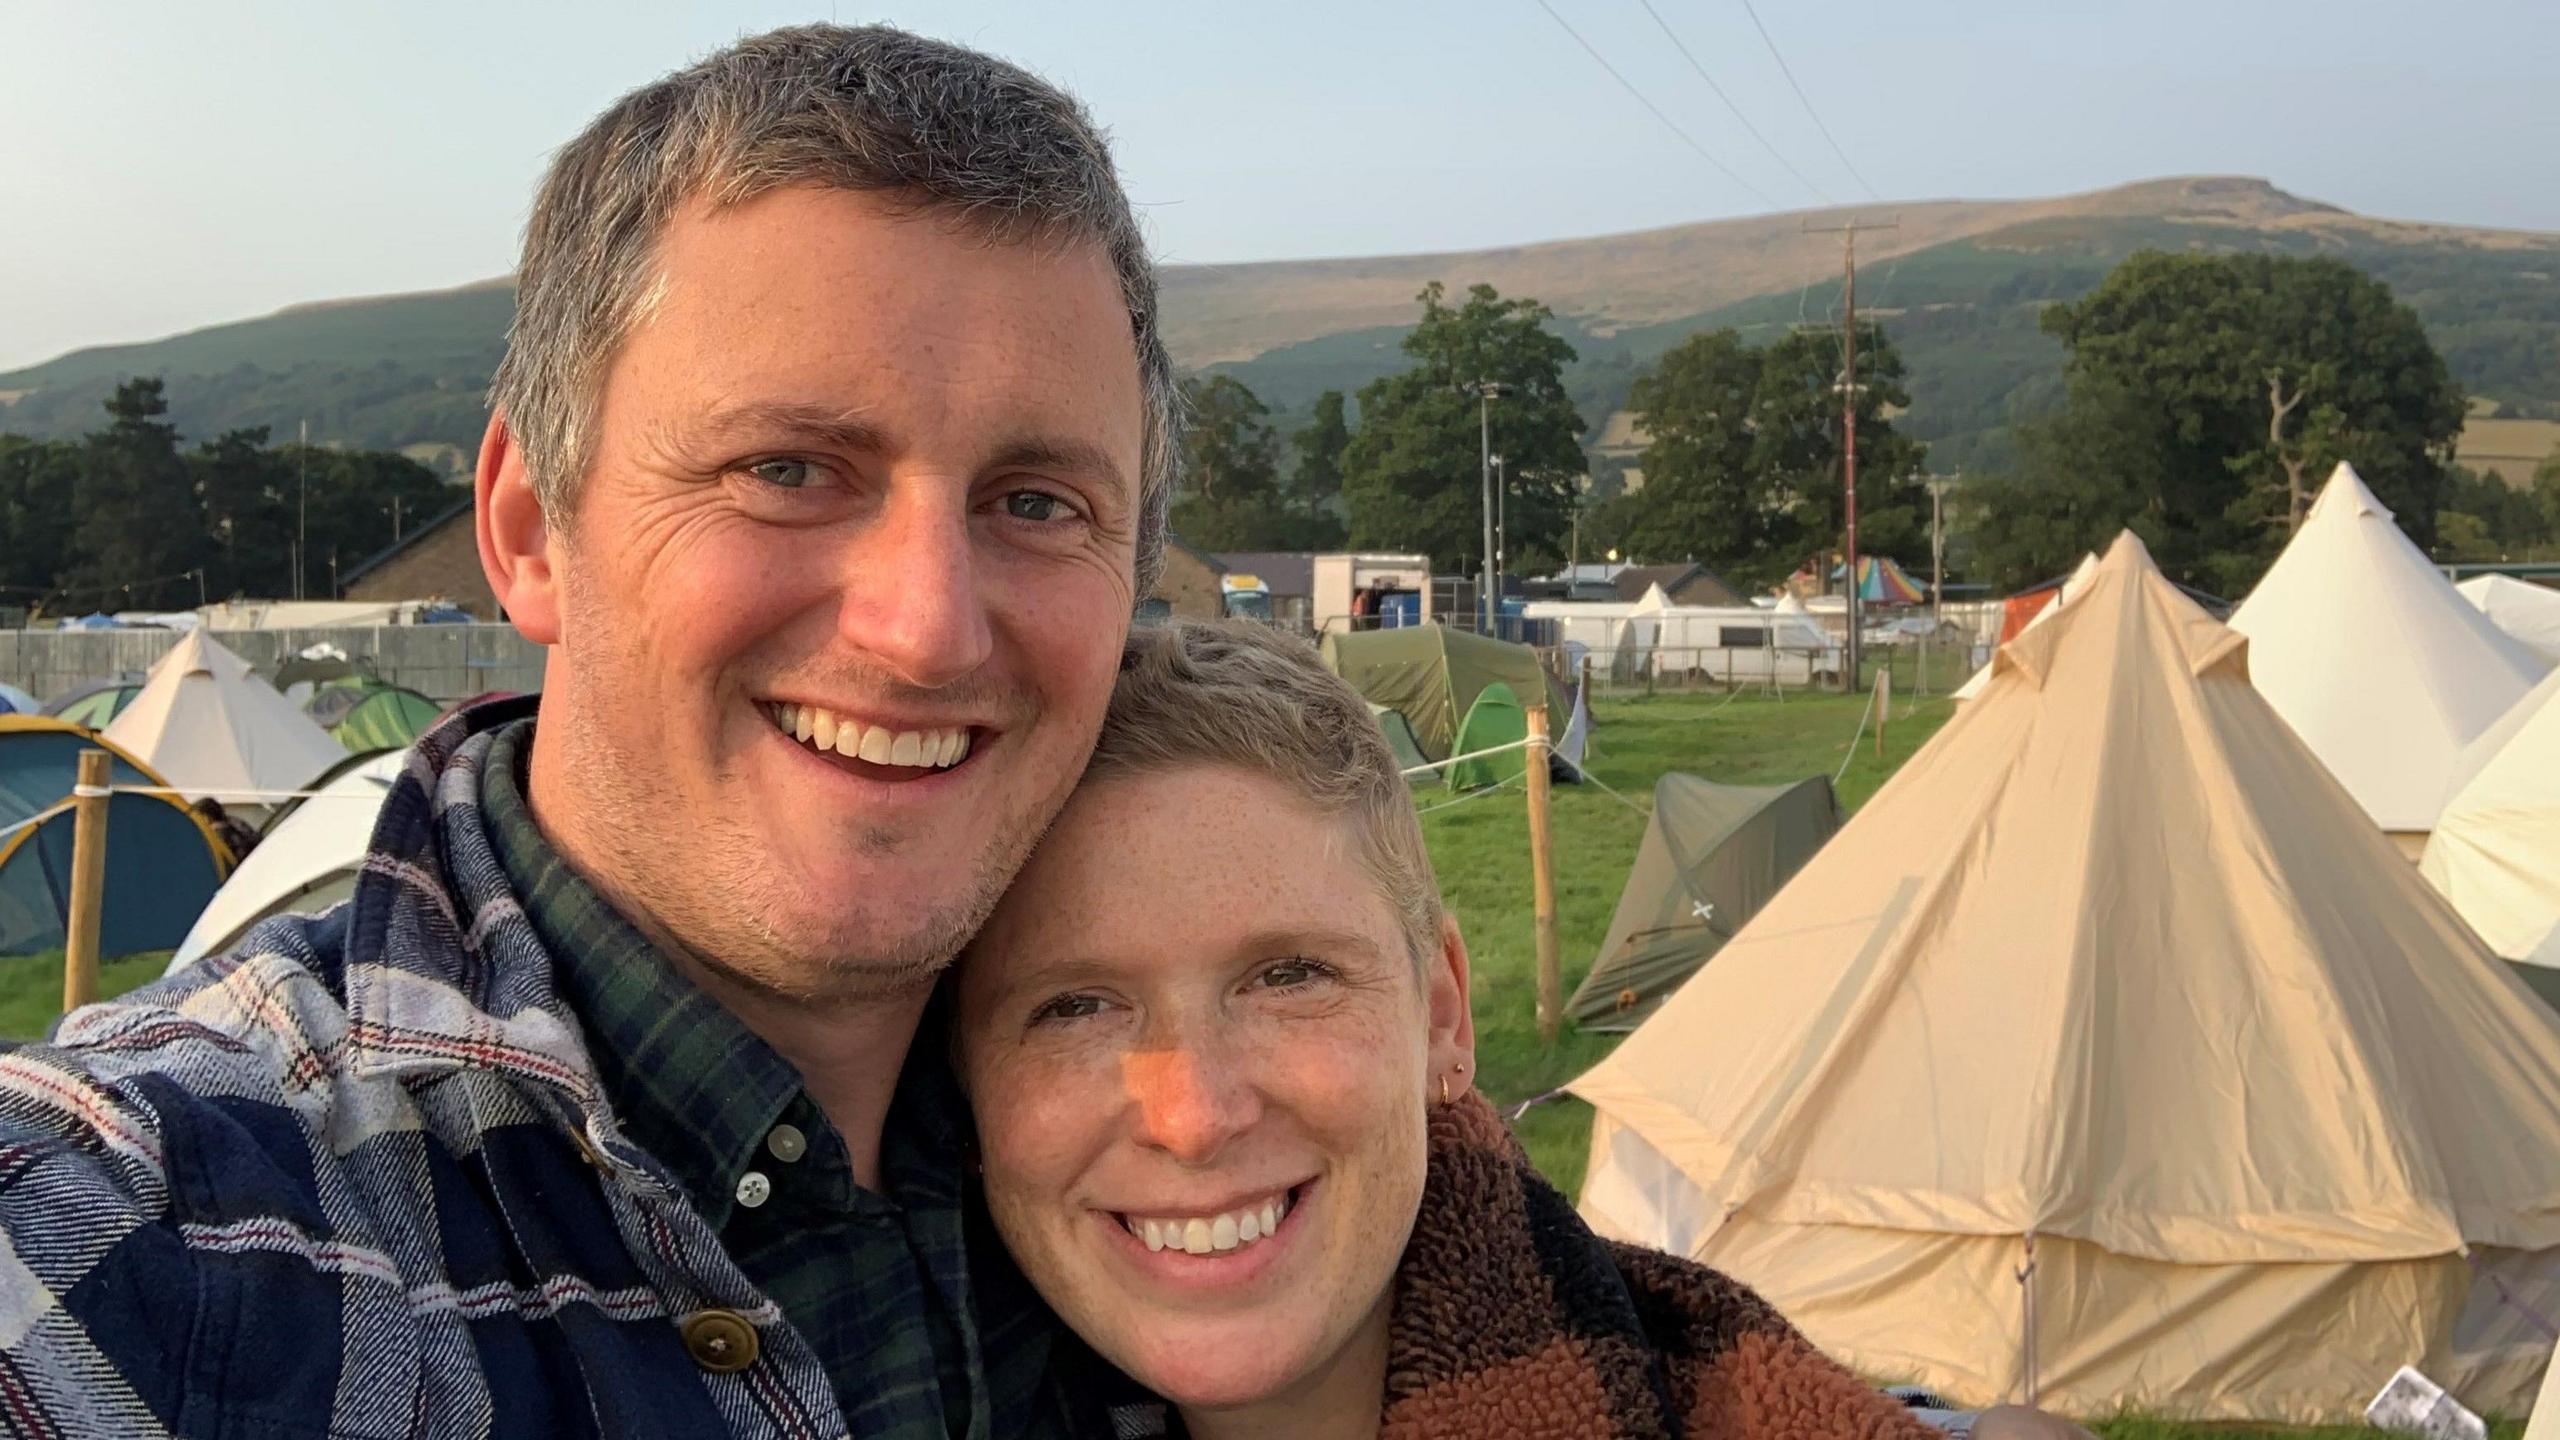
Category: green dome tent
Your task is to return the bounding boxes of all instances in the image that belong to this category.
[308,678,442,752]
[0,716,231,958]
[43,676,146,730]
[1564,772,1840,1031]
[1319,625,1565,762]
[1369,704,1430,781]
[1445,684,1528,790]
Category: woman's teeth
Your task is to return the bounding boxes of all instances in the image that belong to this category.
[768,702,970,770]
[1123,1193,1292,1256]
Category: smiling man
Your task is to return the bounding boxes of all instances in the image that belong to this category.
[0,25,1171,1439]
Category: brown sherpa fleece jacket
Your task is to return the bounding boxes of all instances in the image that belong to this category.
[1059,1090,1938,1439]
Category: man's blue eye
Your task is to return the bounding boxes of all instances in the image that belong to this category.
[750,459,815,489]
[1005,491,1067,522]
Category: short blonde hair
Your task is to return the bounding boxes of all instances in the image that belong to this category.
[1091,622,1443,964]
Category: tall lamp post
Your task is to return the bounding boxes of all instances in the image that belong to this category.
[1470,380,1513,633]
[1492,452,1507,635]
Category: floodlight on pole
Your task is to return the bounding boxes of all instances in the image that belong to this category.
[1469,380,1514,633]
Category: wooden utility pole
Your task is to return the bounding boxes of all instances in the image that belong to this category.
[1803,219,1896,692]
[1524,705,1563,1046]
[61,749,113,1012]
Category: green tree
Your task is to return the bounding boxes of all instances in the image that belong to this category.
[0,434,82,597]
[1983,252,2463,593]
[1623,329,1763,570]
[70,378,206,606]
[1167,374,1348,551]
[1618,323,1926,591]
[194,426,292,598]
[1285,389,1352,548]
[1341,283,1585,572]
[289,444,452,597]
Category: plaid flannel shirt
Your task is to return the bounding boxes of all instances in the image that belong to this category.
[0,699,1063,1439]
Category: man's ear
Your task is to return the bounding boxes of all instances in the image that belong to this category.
[1424,912,1477,1088]
[476,410,562,645]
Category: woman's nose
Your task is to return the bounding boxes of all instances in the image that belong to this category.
[1121,1046,1261,1165]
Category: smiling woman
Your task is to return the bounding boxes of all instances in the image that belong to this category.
[955,621,1944,1440]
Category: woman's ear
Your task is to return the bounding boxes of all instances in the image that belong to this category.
[476,410,562,644]
[1424,913,1476,1088]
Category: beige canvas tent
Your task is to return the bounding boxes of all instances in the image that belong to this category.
[104,630,345,818]
[1571,532,2560,1424]
[2459,574,2560,666]
[1953,554,2099,702]
[2229,463,2547,852]
[2424,664,2560,975]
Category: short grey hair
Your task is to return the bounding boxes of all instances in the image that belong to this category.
[490,23,1178,594]
[1089,621,1446,967]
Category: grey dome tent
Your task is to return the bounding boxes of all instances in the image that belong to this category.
[1565,772,1840,1031]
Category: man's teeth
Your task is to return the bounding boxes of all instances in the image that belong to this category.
[1123,1193,1292,1256]
[767,703,971,770]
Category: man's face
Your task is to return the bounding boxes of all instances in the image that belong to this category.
[527,185,1143,997]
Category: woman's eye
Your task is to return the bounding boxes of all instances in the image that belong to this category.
[748,458,817,489]
[1003,490,1072,523]
[1028,992,1107,1025]
[1253,958,1334,990]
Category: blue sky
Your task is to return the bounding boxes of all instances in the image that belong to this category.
[2,0,2553,371]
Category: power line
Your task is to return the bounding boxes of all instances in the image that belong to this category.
[1636,0,1831,205]
[1737,0,1882,202]
[1534,0,1780,211]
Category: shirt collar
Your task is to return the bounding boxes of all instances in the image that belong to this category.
[480,717,822,1223]
[479,717,972,1227]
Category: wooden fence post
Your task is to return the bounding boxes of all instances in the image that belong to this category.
[1875,669,1891,759]
[1525,706,1563,1046]
[61,748,112,1013]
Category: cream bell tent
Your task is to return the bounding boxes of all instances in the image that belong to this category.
[103,629,345,820]
[2424,665,2560,992]
[2459,574,2560,666]
[2229,463,2547,851]
[168,749,404,971]
[1953,554,2099,702]
[1570,532,2560,1425]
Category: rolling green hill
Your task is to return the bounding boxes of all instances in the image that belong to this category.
[8,177,2557,478]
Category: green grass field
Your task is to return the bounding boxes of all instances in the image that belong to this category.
[0,951,170,1042]
[1429,686,1953,1190]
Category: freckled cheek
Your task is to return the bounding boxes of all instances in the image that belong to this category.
[974,1057,1117,1221]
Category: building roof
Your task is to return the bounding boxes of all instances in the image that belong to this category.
[1613,564,1744,607]
[1212,551,1315,598]
[342,493,475,587]
[1159,533,1229,577]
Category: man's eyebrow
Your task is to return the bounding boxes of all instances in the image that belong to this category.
[661,401,894,456]
[987,436,1133,499]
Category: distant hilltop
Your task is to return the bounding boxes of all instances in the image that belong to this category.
[6,175,2557,478]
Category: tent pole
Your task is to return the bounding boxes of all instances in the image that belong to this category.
[1526,704,1563,1047]
[61,749,113,1012]
[2016,1231,2041,1408]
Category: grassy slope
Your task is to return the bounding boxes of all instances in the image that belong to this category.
[1432,688,1954,1190]
[0,951,172,1041]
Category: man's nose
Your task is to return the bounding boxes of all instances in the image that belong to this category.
[1122,1044,1261,1166]
[836,486,995,690]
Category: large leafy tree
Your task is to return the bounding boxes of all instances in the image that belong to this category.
[1618,323,1926,591]
[0,435,82,597]
[1341,283,1584,571]
[1285,389,1351,549]
[287,444,452,599]
[1167,374,1346,550]
[69,378,206,604]
[1974,252,2463,592]
[194,426,292,598]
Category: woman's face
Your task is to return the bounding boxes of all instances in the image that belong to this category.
[957,764,1472,1413]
